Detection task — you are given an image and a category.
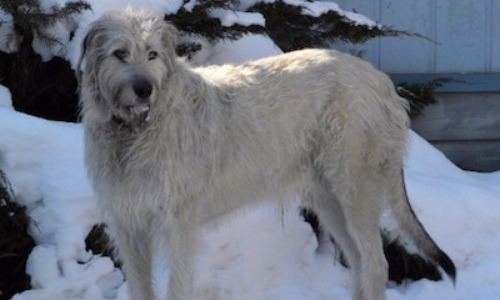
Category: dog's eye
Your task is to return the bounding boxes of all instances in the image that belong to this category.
[113,49,128,61]
[148,51,158,61]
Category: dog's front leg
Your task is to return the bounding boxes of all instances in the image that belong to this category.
[165,221,197,300]
[113,222,155,300]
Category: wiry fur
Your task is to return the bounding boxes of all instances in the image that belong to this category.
[78,10,455,300]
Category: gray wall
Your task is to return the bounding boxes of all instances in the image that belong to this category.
[333,0,500,73]
[331,0,500,172]
[410,92,500,172]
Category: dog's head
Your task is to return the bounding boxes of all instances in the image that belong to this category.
[77,10,178,125]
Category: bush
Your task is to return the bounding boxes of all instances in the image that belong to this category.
[397,78,451,118]
[0,170,35,300]
[300,207,443,283]
[0,0,90,121]
[85,223,120,267]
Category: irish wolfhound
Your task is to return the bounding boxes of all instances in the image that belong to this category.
[77,10,456,300]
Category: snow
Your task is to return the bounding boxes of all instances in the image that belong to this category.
[248,0,380,28]
[2,104,500,300]
[1,1,500,300]
[209,9,266,27]
[0,85,13,109]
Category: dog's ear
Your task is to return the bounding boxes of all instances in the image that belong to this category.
[76,20,106,85]
[161,22,179,49]
[159,22,179,70]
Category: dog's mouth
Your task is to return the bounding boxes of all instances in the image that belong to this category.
[112,103,151,126]
[128,103,151,121]
[127,103,151,122]
[110,85,154,126]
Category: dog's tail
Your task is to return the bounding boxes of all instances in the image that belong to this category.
[390,169,457,284]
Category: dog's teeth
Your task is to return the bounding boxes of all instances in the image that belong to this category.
[130,105,150,115]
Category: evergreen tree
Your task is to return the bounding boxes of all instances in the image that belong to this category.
[0,0,91,49]
[0,170,35,299]
[397,78,451,118]
[0,0,90,121]
[167,0,401,56]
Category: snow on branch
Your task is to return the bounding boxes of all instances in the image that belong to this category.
[0,0,91,60]
[209,9,265,27]
[279,0,379,28]
[247,0,398,52]
[168,0,398,54]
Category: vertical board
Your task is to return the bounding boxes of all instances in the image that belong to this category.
[435,0,488,72]
[379,0,435,73]
[492,0,500,71]
[331,0,381,67]
[332,0,496,74]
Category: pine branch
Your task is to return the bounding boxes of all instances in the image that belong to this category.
[166,1,264,43]
[166,0,405,54]
[248,1,401,52]
[0,170,15,203]
[176,42,203,58]
[396,78,453,118]
[1,0,90,49]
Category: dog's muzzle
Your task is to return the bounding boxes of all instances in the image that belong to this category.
[112,78,154,126]
[130,78,153,120]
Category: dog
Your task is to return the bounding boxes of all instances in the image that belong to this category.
[77,10,456,300]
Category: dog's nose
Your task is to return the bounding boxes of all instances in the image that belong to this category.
[133,79,153,99]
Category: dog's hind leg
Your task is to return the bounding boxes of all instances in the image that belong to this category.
[340,182,388,300]
[317,167,389,300]
[307,182,363,299]
[113,222,155,300]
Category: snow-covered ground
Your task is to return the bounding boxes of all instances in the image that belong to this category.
[2,93,500,300]
[1,1,500,300]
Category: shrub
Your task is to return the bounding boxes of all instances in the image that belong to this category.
[0,170,35,300]
[0,0,90,121]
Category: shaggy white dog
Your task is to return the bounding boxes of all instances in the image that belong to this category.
[77,10,455,300]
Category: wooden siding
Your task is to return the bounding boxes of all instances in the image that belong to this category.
[333,0,500,73]
[390,73,500,93]
[410,93,500,172]
[410,93,500,141]
[332,0,500,172]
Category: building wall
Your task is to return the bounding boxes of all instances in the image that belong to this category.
[333,0,500,73]
[332,0,500,172]
[411,93,500,172]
